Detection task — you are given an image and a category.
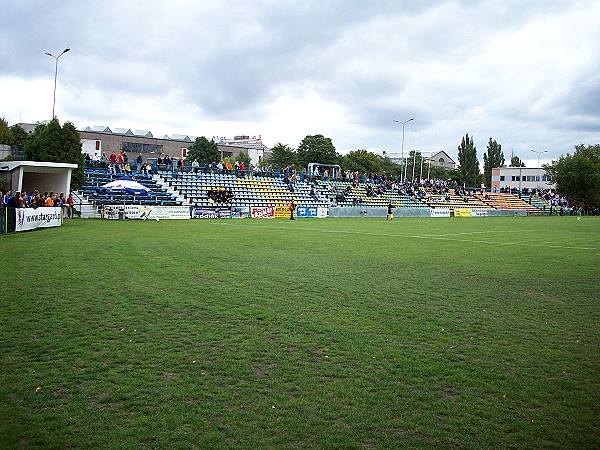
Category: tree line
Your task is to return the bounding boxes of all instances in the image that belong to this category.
[1,118,598,206]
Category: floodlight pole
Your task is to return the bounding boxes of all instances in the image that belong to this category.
[45,48,70,118]
[530,149,548,190]
[427,155,431,180]
[393,117,414,183]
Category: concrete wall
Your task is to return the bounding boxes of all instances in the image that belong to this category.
[328,207,430,218]
[22,171,70,195]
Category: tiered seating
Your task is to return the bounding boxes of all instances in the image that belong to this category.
[476,193,539,212]
[79,169,182,208]
[420,189,490,210]
[314,180,427,208]
[162,173,328,208]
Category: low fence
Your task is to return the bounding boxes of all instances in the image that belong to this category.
[96,205,536,221]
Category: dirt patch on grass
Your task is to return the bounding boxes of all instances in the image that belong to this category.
[162,372,180,382]
[255,363,277,379]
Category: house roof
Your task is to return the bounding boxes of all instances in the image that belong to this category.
[428,150,456,164]
[112,128,134,136]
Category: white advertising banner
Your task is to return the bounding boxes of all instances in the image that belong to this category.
[15,207,62,232]
[317,207,329,218]
[430,208,451,217]
[103,205,190,220]
[471,209,489,217]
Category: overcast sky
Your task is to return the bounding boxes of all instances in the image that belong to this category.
[1,0,599,165]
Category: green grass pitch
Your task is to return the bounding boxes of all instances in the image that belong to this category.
[1,217,599,448]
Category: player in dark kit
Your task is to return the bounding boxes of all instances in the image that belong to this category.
[386,202,394,220]
[289,201,296,220]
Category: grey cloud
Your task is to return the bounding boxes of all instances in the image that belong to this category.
[1,0,598,159]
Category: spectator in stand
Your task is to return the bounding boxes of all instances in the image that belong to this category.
[123,162,132,175]
[225,160,233,174]
[67,193,75,218]
[109,151,117,174]
[15,192,25,208]
[2,190,11,207]
[192,159,200,174]
[177,158,184,173]
[5,192,18,208]
[117,150,124,173]
[45,192,55,207]
[136,153,143,172]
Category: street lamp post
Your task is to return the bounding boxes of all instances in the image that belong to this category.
[530,149,548,191]
[393,117,414,183]
[45,48,70,118]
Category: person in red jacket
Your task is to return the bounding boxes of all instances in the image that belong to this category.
[109,151,117,174]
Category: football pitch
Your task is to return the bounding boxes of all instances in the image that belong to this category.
[1,217,599,448]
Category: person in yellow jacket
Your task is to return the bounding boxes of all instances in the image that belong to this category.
[386,202,394,220]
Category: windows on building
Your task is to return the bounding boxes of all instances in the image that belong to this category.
[123,142,163,154]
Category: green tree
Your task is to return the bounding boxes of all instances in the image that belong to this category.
[544,144,600,207]
[483,138,505,187]
[10,124,29,151]
[268,143,297,169]
[24,118,85,189]
[404,150,425,181]
[457,133,481,186]
[186,136,220,164]
[429,165,462,182]
[0,118,15,146]
[379,155,401,177]
[296,135,338,168]
[236,151,251,166]
[341,149,383,174]
[510,155,526,167]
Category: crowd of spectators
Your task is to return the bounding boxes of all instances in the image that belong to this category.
[1,190,76,218]
[207,188,234,204]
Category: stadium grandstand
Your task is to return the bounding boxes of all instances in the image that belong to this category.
[64,165,577,218]
[77,169,182,210]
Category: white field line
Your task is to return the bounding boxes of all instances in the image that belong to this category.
[220,222,599,252]
[419,230,524,237]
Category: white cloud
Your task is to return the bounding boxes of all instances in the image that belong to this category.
[0,0,598,163]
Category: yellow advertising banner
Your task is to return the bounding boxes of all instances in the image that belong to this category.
[453,208,472,217]
[275,206,291,218]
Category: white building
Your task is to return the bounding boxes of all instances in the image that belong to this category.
[491,166,555,190]
[217,135,269,165]
[381,150,456,169]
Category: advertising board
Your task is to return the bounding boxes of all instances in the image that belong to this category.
[250,206,275,218]
[15,207,62,231]
[430,208,451,217]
